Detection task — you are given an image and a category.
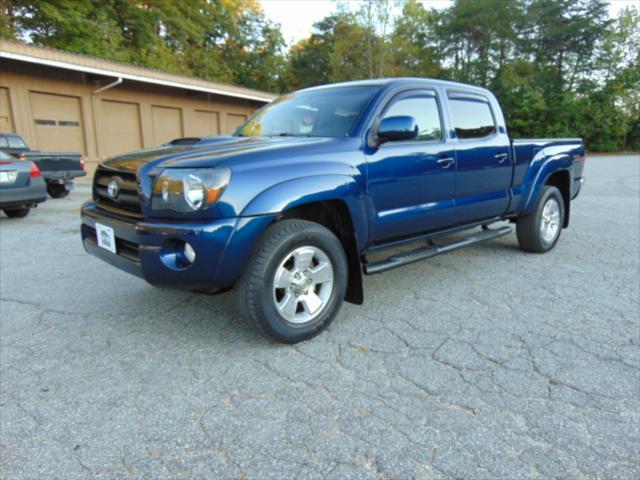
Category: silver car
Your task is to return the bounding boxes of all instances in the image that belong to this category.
[0,150,47,218]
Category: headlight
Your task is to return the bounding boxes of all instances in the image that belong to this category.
[151,168,231,212]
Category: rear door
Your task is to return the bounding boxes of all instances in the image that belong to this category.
[366,89,456,242]
[447,91,511,224]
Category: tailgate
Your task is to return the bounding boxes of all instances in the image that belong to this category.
[31,154,82,172]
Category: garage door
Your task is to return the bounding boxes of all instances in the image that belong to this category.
[191,110,220,137]
[0,88,14,132]
[29,92,85,153]
[151,106,182,146]
[226,113,247,134]
[100,100,142,157]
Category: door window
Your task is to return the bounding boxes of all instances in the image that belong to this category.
[449,98,496,139]
[382,94,442,141]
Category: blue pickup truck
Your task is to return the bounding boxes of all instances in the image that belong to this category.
[81,78,585,342]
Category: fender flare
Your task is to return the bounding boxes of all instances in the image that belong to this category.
[519,153,573,215]
[240,174,369,247]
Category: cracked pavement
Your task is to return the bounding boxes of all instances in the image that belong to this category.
[1,154,639,479]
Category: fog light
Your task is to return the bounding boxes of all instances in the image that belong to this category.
[183,242,196,264]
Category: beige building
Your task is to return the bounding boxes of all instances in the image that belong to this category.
[0,39,275,177]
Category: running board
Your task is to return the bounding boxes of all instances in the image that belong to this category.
[363,226,513,275]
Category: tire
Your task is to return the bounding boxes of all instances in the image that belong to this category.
[236,219,348,343]
[3,207,30,218]
[516,185,565,253]
[47,183,70,198]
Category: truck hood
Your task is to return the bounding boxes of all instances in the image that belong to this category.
[101,136,337,173]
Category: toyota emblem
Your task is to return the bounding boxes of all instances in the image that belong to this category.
[107,178,120,199]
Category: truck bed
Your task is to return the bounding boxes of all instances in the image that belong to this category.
[510,137,586,212]
[512,137,584,161]
[22,151,85,180]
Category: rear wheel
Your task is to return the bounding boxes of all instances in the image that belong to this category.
[236,219,348,343]
[47,183,70,198]
[3,207,30,218]
[516,185,564,253]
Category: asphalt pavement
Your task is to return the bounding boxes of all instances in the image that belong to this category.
[1,154,638,479]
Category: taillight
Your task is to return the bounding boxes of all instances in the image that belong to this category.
[19,155,27,161]
[80,156,85,170]
[30,163,42,177]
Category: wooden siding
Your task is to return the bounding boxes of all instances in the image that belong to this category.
[0,60,262,177]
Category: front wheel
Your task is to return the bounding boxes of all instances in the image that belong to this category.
[47,182,70,198]
[235,219,348,343]
[516,185,565,253]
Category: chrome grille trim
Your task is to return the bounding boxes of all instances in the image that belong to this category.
[93,166,142,218]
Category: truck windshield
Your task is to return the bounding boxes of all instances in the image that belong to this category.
[235,86,379,138]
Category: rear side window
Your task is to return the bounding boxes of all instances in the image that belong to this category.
[383,94,442,141]
[0,136,7,148]
[449,98,496,139]
[7,136,27,149]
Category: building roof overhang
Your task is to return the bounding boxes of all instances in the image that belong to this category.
[0,39,276,103]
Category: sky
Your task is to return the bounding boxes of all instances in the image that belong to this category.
[259,0,639,46]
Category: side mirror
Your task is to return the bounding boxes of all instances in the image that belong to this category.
[377,116,418,143]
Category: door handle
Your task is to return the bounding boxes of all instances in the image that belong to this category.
[495,153,509,163]
[437,157,455,168]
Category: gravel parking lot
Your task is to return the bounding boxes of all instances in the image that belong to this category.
[1,154,638,479]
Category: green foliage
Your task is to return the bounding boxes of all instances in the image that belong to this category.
[1,0,285,91]
[390,0,442,78]
[284,0,638,151]
[1,0,637,150]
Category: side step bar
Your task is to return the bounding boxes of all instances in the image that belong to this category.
[363,226,513,275]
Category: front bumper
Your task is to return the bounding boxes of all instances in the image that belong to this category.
[81,202,276,290]
[571,177,585,200]
[0,177,47,208]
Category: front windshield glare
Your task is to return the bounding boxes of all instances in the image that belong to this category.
[235,86,378,138]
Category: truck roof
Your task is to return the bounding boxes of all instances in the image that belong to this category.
[298,77,493,96]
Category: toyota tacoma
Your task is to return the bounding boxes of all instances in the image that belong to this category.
[81,78,586,343]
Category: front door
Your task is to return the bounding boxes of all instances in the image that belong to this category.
[447,92,512,224]
[366,90,456,243]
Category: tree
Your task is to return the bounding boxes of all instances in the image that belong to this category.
[390,0,442,78]
[284,10,375,87]
[588,6,640,150]
[328,11,371,82]
[2,0,637,150]
[283,15,339,90]
[0,0,287,92]
[437,0,524,86]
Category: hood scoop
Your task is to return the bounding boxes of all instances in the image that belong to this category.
[167,137,202,146]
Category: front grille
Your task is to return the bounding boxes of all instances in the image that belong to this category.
[93,167,142,218]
